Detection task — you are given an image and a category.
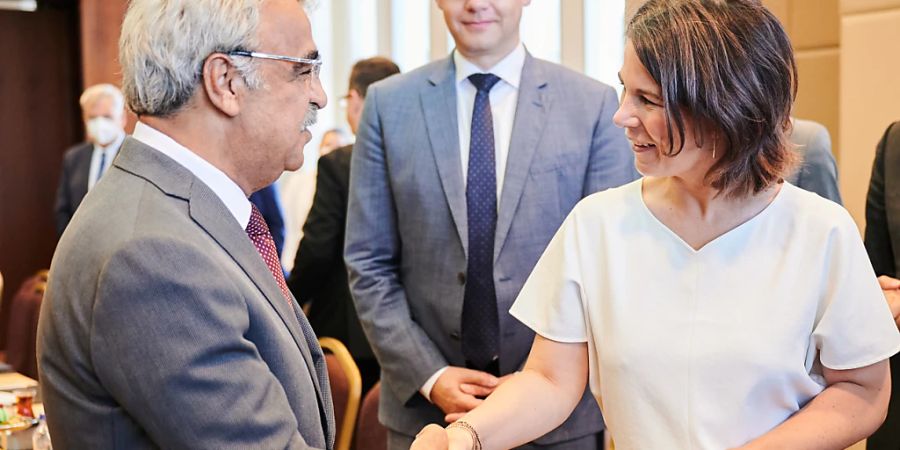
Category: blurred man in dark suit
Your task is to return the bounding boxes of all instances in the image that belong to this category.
[54,83,127,236]
[865,120,900,449]
[288,56,400,394]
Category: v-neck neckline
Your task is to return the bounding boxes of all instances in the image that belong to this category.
[636,179,789,254]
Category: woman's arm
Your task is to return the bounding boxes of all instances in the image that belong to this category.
[738,359,891,450]
[412,335,590,450]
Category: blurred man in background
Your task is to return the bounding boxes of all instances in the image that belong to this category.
[289,56,400,395]
[54,83,127,236]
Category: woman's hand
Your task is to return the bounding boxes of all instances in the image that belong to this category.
[411,424,449,450]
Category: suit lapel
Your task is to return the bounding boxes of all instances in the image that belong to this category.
[115,139,331,437]
[422,57,468,256]
[495,55,550,261]
[186,178,330,421]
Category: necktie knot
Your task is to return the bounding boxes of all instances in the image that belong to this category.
[468,73,501,94]
[246,204,270,237]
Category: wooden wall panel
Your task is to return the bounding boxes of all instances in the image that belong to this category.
[842,0,900,14]
[791,0,840,49]
[0,6,81,346]
[79,0,134,132]
[839,6,900,228]
[794,49,840,160]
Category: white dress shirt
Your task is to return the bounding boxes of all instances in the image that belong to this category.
[132,121,251,228]
[421,43,527,401]
[87,132,125,191]
[455,42,525,203]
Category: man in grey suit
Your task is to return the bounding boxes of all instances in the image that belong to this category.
[54,84,127,237]
[345,1,636,448]
[37,0,334,448]
[786,118,842,204]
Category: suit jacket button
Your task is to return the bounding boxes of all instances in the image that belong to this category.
[450,331,460,340]
[457,272,466,285]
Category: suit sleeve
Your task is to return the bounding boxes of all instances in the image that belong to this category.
[794,124,843,205]
[91,237,324,449]
[288,153,344,303]
[865,122,897,277]
[344,86,449,403]
[54,152,74,237]
[583,86,638,196]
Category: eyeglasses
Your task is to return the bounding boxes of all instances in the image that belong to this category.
[228,50,323,80]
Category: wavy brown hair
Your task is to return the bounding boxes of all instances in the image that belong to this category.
[627,0,798,198]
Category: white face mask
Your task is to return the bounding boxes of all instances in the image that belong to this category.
[86,117,123,146]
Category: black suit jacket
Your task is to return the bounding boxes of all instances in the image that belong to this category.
[54,142,93,236]
[866,121,900,277]
[864,121,900,450]
[288,145,374,360]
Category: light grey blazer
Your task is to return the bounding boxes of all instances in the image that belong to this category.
[345,53,637,443]
[786,118,842,204]
[37,138,335,450]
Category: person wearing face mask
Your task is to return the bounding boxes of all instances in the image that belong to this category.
[53,83,127,237]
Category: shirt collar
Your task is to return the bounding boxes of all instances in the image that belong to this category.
[454,42,526,89]
[131,121,252,228]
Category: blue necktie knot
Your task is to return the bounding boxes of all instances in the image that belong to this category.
[468,73,501,94]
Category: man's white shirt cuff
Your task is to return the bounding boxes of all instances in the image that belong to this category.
[420,366,449,402]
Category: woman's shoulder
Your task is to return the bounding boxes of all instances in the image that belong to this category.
[576,178,644,215]
[778,182,857,234]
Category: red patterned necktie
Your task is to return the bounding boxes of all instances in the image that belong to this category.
[246,204,294,311]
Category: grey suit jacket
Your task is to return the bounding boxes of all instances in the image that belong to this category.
[54,141,94,236]
[345,53,636,442]
[786,118,843,204]
[38,138,335,449]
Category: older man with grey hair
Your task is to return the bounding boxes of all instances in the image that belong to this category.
[54,83,127,236]
[37,0,331,448]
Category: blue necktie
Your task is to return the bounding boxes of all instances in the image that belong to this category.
[96,150,107,183]
[462,73,501,370]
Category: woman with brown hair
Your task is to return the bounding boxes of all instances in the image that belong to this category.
[411,1,900,449]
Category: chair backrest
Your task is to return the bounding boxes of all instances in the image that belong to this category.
[5,271,48,379]
[319,337,362,450]
[354,381,387,450]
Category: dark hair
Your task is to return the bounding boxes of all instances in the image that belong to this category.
[349,57,400,98]
[627,0,798,198]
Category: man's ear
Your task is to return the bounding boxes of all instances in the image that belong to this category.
[202,54,244,117]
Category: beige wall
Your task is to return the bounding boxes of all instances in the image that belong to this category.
[840,0,900,229]
[763,0,841,164]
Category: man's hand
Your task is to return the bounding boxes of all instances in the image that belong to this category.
[430,367,499,420]
[878,275,900,328]
[444,372,517,423]
[411,424,449,450]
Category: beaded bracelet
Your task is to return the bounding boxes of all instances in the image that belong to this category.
[447,420,483,450]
